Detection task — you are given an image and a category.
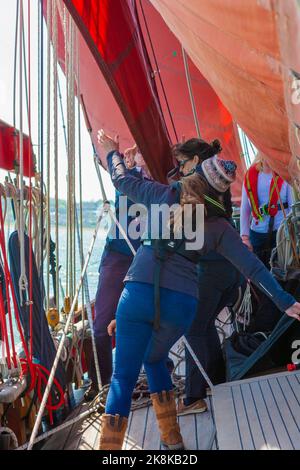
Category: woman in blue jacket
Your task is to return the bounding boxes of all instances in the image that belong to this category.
[97,130,300,451]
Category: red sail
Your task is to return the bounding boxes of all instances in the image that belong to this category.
[62,0,172,183]
[137,0,244,201]
[0,119,35,177]
[149,0,300,186]
[60,0,243,199]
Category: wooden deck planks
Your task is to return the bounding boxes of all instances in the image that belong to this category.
[44,399,216,451]
[41,404,85,450]
[142,404,161,450]
[43,359,300,451]
[77,413,100,450]
[213,370,300,450]
[124,406,148,450]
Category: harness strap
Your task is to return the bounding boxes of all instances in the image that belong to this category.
[153,240,169,331]
[204,194,226,212]
[153,259,162,331]
[245,170,263,221]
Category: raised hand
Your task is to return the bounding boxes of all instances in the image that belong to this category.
[124,143,137,158]
[97,129,119,153]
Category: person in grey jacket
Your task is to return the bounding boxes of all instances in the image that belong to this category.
[96,130,300,451]
[171,139,246,416]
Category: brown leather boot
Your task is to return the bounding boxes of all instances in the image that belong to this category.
[151,390,184,450]
[98,414,128,450]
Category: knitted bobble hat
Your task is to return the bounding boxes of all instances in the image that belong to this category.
[200,156,237,192]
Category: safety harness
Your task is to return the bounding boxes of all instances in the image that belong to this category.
[144,182,228,330]
[244,165,287,223]
[244,165,288,251]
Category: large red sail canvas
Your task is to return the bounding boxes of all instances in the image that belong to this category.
[62,0,172,183]
[137,0,244,200]
[150,0,300,186]
[59,0,243,199]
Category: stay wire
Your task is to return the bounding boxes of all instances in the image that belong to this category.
[138,0,178,142]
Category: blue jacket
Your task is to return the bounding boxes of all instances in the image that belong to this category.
[107,151,295,312]
[105,166,142,257]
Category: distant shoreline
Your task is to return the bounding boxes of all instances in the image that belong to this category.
[4,222,109,232]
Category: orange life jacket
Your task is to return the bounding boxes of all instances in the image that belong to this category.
[244,165,284,222]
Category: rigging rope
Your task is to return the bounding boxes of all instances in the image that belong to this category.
[38,0,46,369]
[80,95,137,256]
[53,1,59,311]
[0,201,64,417]
[74,28,86,387]
[182,336,214,390]
[21,8,29,123]
[56,44,102,390]
[27,0,34,359]
[138,0,178,142]
[272,171,298,264]
[182,46,201,139]
[71,22,76,307]
[27,204,107,450]
[46,0,52,312]
[13,0,19,129]
[18,0,28,306]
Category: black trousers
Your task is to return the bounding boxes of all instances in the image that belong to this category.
[249,229,277,268]
[185,260,244,401]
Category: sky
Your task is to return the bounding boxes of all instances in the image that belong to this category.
[0,0,115,202]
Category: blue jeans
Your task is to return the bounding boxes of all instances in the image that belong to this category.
[105,282,198,417]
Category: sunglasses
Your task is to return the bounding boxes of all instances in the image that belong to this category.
[177,159,191,168]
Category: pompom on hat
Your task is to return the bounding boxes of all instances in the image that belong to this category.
[200,156,237,193]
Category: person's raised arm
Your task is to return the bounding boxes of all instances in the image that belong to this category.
[212,219,300,320]
[98,130,177,208]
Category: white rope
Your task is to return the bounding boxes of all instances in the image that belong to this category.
[18,0,28,305]
[93,158,137,256]
[181,46,201,139]
[76,28,85,383]
[64,2,70,298]
[27,205,106,450]
[182,336,214,391]
[72,53,102,392]
[73,29,89,388]
[71,22,76,302]
[54,4,103,390]
[46,0,52,310]
[52,0,60,310]
[235,283,252,333]
[276,218,294,273]
[68,19,75,301]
